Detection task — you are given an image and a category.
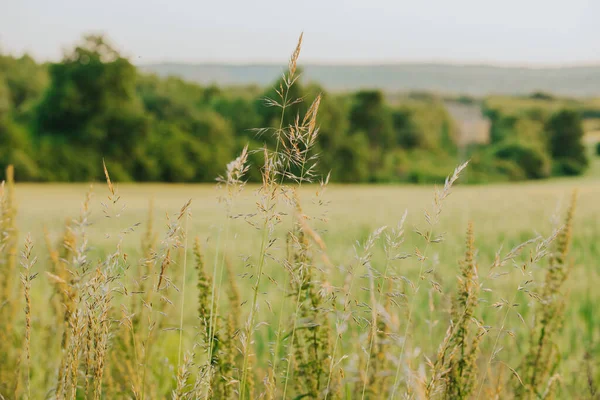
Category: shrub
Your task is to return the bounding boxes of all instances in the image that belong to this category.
[492,141,551,180]
[552,157,588,176]
[492,158,528,181]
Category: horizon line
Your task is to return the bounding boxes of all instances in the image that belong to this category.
[137,59,600,70]
[4,48,600,69]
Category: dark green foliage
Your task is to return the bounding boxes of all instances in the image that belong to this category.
[213,95,262,137]
[36,35,149,167]
[0,34,591,184]
[596,142,600,156]
[258,71,307,130]
[546,109,588,176]
[0,54,48,118]
[487,113,518,144]
[392,108,420,149]
[552,158,587,176]
[484,99,589,180]
[0,117,39,181]
[529,91,555,101]
[145,111,235,182]
[0,75,10,116]
[349,90,395,149]
[310,90,350,175]
[333,134,371,183]
[0,76,39,180]
[492,141,551,180]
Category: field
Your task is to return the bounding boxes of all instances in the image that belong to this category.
[2,35,600,399]
[1,165,599,398]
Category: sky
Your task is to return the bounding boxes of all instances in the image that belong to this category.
[1,0,599,66]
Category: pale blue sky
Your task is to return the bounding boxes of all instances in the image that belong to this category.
[1,0,598,65]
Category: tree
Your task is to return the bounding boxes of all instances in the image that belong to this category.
[0,118,39,181]
[348,90,394,149]
[513,118,545,147]
[36,35,148,170]
[334,134,370,182]
[0,74,10,117]
[0,74,39,180]
[545,109,588,176]
[257,70,307,132]
[393,101,458,151]
[213,95,262,139]
[144,110,235,182]
[0,54,48,116]
[488,113,518,144]
[310,90,349,176]
[392,108,420,149]
[529,91,554,101]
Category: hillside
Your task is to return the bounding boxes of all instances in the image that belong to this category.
[139,63,600,97]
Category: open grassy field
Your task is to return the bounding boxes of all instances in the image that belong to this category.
[3,22,600,400]
[2,165,599,398]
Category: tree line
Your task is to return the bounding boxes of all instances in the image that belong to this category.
[0,35,590,183]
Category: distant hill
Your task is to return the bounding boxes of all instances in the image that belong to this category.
[139,63,600,97]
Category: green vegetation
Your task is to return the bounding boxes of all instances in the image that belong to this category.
[0,34,595,184]
[1,158,598,399]
[1,36,599,399]
[476,96,593,182]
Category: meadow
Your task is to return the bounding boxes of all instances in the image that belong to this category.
[1,36,600,400]
[1,164,599,399]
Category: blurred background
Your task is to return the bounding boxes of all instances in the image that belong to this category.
[1,0,599,184]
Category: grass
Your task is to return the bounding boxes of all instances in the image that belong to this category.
[1,35,600,399]
[1,174,598,398]
[13,177,599,260]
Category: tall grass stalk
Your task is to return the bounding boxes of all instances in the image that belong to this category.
[391,161,468,398]
[240,33,308,400]
[178,205,191,369]
[476,227,561,398]
[361,211,407,399]
[20,234,36,399]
